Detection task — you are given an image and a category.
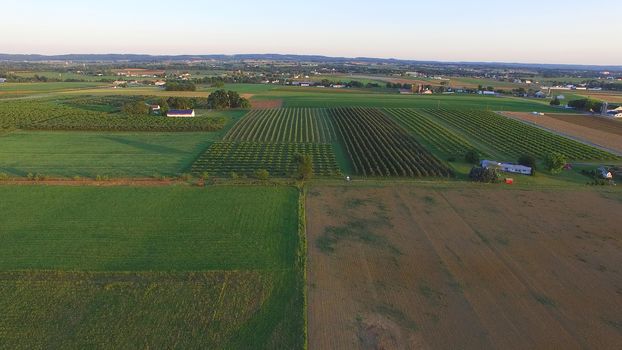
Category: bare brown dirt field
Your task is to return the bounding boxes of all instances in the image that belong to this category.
[250,98,283,109]
[307,185,622,350]
[501,112,622,154]
[547,114,622,136]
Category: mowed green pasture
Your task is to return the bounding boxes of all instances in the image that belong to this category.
[0,82,106,92]
[0,82,106,99]
[0,186,304,349]
[0,186,297,271]
[0,131,214,177]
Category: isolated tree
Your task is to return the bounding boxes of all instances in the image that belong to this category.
[468,167,499,183]
[207,89,231,109]
[227,90,243,107]
[464,149,480,164]
[517,154,537,174]
[167,97,193,110]
[156,97,169,114]
[207,90,250,109]
[294,154,313,180]
[544,152,567,174]
[122,100,149,116]
[550,97,561,106]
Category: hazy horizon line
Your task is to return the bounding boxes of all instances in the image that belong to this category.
[1,52,621,69]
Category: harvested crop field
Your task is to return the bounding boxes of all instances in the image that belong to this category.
[502,112,622,155]
[306,185,622,349]
[548,114,622,136]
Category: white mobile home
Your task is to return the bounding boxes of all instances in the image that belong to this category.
[481,160,532,175]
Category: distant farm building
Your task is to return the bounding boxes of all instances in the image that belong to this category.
[534,91,547,98]
[113,69,165,77]
[149,105,162,115]
[154,81,166,87]
[167,109,195,118]
[481,160,532,175]
[422,89,433,95]
[598,167,613,179]
[0,78,6,83]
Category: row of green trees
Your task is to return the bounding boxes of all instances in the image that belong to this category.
[122,91,251,116]
[566,98,605,113]
[165,81,196,91]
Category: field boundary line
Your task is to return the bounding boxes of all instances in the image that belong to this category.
[299,185,309,350]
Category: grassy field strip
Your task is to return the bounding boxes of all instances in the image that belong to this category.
[0,131,213,177]
[0,185,304,348]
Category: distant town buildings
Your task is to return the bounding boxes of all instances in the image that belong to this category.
[112,69,165,77]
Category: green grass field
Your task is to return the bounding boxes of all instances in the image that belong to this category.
[0,131,215,177]
[0,82,106,99]
[0,185,304,349]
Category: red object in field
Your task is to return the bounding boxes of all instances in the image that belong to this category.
[563,164,573,170]
[505,178,514,184]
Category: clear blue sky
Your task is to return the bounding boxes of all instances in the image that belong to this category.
[2,0,621,65]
